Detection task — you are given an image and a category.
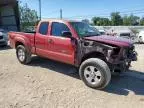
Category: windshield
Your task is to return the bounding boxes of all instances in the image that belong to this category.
[70,22,100,37]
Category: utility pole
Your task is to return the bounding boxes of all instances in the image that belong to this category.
[39,0,42,20]
[60,9,62,19]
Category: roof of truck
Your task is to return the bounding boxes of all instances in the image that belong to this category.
[40,19,81,23]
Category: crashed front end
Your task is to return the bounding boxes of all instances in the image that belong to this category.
[107,44,137,73]
[78,39,137,73]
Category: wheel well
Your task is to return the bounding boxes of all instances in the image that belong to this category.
[81,52,106,63]
[15,41,24,48]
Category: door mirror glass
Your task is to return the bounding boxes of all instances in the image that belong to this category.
[62,31,72,38]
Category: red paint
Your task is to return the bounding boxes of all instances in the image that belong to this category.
[8,19,132,65]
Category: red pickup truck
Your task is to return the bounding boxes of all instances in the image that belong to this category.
[9,19,137,89]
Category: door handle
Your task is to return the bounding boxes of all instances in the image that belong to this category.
[48,39,53,43]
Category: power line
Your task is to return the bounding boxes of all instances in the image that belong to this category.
[130,11,144,15]
[22,0,144,20]
[45,8,144,19]
[42,10,144,20]
[64,9,144,19]
[120,9,144,14]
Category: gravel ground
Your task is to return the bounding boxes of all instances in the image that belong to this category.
[0,44,144,108]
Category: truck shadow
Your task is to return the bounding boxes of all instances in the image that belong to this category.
[104,70,144,96]
[30,56,144,96]
[30,56,80,79]
[0,45,11,51]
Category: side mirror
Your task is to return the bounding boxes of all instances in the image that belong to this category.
[62,31,72,38]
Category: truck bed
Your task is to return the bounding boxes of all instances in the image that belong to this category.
[9,31,35,53]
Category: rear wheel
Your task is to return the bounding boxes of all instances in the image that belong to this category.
[16,45,31,64]
[79,58,111,89]
[139,36,144,44]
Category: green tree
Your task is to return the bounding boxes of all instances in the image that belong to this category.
[92,17,111,26]
[111,12,123,26]
[92,17,100,25]
[123,15,131,25]
[101,18,111,26]
[92,12,141,26]
[120,14,140,26]
[140,17,144,25]
[128,14,140,25]
[19,3,38,31]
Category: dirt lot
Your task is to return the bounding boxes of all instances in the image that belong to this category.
[0,45,144,108]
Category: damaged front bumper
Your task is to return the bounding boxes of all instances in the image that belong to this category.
[107,46,137,73]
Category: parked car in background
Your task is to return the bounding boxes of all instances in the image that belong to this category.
[98,29,106,35]
[9,19,137,89]
[138,31,144,43]
[0,28,8,46]
[108,27,138,43]
[94,26,106,35]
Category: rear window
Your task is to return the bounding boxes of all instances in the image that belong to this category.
[39,22,49,35]
[120,33,130,36]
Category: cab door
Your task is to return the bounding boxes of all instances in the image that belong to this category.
[46,22,75,65]
[35,22,49,57]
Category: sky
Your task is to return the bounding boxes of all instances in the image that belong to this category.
[21,0,144,20]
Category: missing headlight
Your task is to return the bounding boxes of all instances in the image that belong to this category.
[113,48,121,55]
[83,41,94,46]
[108,48,120,59]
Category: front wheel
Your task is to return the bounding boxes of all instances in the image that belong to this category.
[79,58,111,89]
[16,45,31,64]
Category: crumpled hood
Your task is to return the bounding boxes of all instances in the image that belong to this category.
[84,35,133,47]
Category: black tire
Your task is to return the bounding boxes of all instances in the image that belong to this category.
[16,45,31,64]
[1,42,7,47]
[4,42,8,46]
[139,36,144,44]
[79,58,111,89]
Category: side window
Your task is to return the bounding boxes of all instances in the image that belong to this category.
[51,22,70,36]
[39,22,49,35]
